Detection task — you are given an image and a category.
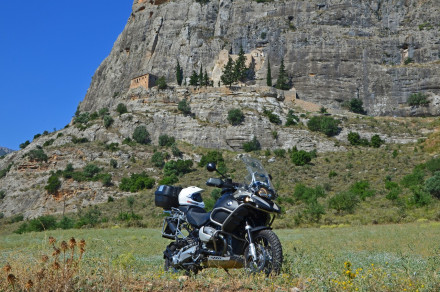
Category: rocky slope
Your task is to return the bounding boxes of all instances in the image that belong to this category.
[80,0,440,116]
[0,147,14,156]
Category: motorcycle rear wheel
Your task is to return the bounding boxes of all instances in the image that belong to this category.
[244,229,283,275]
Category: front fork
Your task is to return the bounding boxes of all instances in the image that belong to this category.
[245,222,258,262]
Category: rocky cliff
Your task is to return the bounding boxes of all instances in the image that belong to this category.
[80,0,440,116]
[0,147,14,156]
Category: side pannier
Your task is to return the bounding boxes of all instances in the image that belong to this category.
[154,185,182,210]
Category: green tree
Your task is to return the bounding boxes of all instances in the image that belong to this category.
[328,191,359,214]
[221,57,236,87]
[291,149,313,166]
[348,132,361,146]
[199,64,204,87]
[307,116,340,137]
[275,58,289,90]
[189,70,199,86]
[132,126,151,144]
[20,140,30,149]
[176,61,183,86]
[348,99,366,114]
[408,92,429,106]
[425,172,440,198]
[243,136,261,152]
[234,46,247,82]
[203,70,209,87]
[157,76,167,90]
[370,134,384,148]
[159,134,176,147]
[103,115,114,128]
[227,108,245,125]
[27,149,48,162]
[266,60,272,86]
[45,174,61,194]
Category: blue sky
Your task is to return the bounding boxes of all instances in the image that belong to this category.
[0,1,132,150]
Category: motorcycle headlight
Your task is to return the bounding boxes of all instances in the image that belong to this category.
[257,187,270,199]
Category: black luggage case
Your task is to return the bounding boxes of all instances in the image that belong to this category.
[155,185,182,210]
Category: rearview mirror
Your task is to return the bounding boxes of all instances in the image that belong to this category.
[207,162,217,172]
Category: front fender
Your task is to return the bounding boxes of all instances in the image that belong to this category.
[250,226,271,234]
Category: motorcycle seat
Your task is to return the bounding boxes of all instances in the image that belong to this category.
[179,206,211,228]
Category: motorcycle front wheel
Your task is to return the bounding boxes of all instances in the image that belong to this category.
[244,229,283,275]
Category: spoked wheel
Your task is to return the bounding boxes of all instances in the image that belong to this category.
[244,229,283,275]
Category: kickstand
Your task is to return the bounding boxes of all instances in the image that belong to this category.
[223,268,231,276]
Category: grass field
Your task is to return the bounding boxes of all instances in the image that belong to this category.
[1,223,439,291]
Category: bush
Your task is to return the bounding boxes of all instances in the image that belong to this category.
[159,135,176,147]
[9,214,24,223]
[263,108,282,125]
[328,191,359,214]
[307,116,340,137]
[425,157,440,173]
[19,140,30,149]
[425,173,440,198]
[350,180,375,200]
[75,207,101,228]
[401,167,426,188]
[74,112,90,124]
[0,163,13,179]
[199,151,225,168]
[273,149,286,158]
[0,190,5,199]
[71,136,89,144]
[43,139,55,147]
[243,136,261,152]
[293,184,326,204]
[411,186,432,207]
[45,174,61,194]
[171,144,182,157]
[105,143,119,152]
[58,216,75,230]
[227,108,245,126]
[119,172,155,192]
[157,76,167,90]
[290,147,315,166]
[116,103,128,115]
[164,160,193,177]
[151,152,167,168]
[122,137,136,146]
[83,164,101,178]
[132,126,151,144]
[329,170,337,178]
[110,159,118,169]
[27,149,48,162]
[348,99,366,114]
[159,175,179,185]
[347,132,361,146]
[407,92,429,106]
[285,110,299,126]
[99,108,109,116]
[103,115,114,128]
[100,173,112,187]
[370,135,384,148]
[178,99,192,116]
[15,215,58,234]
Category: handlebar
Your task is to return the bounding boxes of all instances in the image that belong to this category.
[206,178,241,189]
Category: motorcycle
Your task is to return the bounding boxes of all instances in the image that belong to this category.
[154,155,283,275]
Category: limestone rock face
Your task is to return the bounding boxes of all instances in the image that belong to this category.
[80,0,440,116]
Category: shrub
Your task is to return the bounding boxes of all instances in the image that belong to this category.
[199,150,227,173]
[401,167,426,188]
[103,115,114,128]
[71,136,89,144]
[227,108,245,126]
[83,164,101,178]
[329,170,337,178]
[370,135,384,148]
[100,173,112,187]
[425,157,440,173]
[293,184,326,204]
[178,99,192,116]
[45,174,61,194]
[15,215,58,234]
[132,126,151,144]
[34,133,41,140]
[404,57,414,65]
[350,180,375,201]
[290,147,315,166]
[411,186,432,207]
[273,149,286,158]
[157,76,167,90]
[171,144,182,157]
[0,163,13,179]
[425,173,440,198]
[43,139,55,147]
[116,103,128,115]
[328,191,359,214]
[107,196,114,202]
[159,175,179,185]
[9,214,24,223]
[110,159,118,169]
[0,190,5,200]
[164,160,193,177]
[285,110,299,126]
[263,108,281,125]
[0,213,3,219]
[348,132,361,146]
[407,92,429,106]
[74,112,90,124]
[119,172,155,192]
[304,200,325,222]
[58,216,75,230]
[99,108,109,116]
[348,99,366,114]
[159,135,176,147]
[151,152,167,168]
[105,143,119,152]
[75,206,101,228]
[307,116,340,137]
[243,136,261,152]
[27,149,48,162]
[122,137,136,146]
[19,140,30,149]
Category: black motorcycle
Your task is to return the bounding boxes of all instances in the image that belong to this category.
[154,156,283,275]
